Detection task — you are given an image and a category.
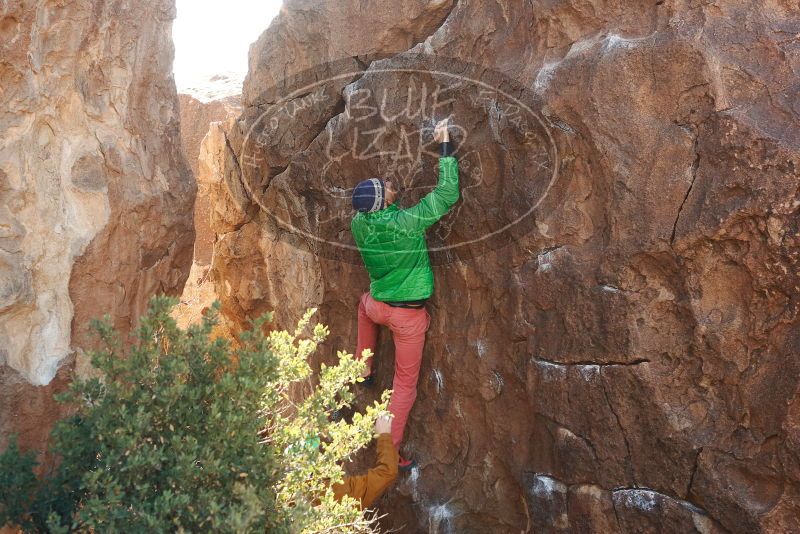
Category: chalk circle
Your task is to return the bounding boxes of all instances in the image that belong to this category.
[238,55,559,265]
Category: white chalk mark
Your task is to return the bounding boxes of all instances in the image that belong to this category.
[433,368,444,393]
[535,359,567,381]
[534,62,557,94]
[532,474,567,496]
[614,489,658,512]
[428,503,455,534]
[579,365,600,381]
[475,338,488,359]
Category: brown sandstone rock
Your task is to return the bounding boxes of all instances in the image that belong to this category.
[0,364,72,458]
[178,93,240,264]
[0,0,193,448]
[210,0,800,531]
[171,94,240,329]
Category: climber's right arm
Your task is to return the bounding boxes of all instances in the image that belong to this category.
[396,119,459,233]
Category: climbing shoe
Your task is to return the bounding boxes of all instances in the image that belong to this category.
[398,456,417,472]
[329,405,354,423]
[357,373,375,389]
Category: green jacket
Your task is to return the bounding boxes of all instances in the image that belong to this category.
[351,156,459,302]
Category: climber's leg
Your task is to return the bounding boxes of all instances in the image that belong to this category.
[387,307,431,449]
[356,292,380,378]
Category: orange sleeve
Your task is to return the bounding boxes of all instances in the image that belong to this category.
[332,433,399,509]
[332,475,363,505]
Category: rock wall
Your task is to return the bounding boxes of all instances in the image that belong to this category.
[178,93,240,264]
[173,94,240,329]
[209,0,800,532]
[0,0,193,450]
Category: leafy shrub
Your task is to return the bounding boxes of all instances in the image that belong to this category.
[0,296,387,533]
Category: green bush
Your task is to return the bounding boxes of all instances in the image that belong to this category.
[0,296,388,533]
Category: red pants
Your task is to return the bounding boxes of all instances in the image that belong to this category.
[356,292,430,450]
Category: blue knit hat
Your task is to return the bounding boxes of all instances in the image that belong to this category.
[352,178,385,212]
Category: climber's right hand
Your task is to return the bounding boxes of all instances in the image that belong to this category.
[433,117,450,143]
[375,413,393,435]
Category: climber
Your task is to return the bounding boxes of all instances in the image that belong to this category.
[350,116,459,471]
[332,413,399,508]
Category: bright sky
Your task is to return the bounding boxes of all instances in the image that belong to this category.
[173,0,283,93]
